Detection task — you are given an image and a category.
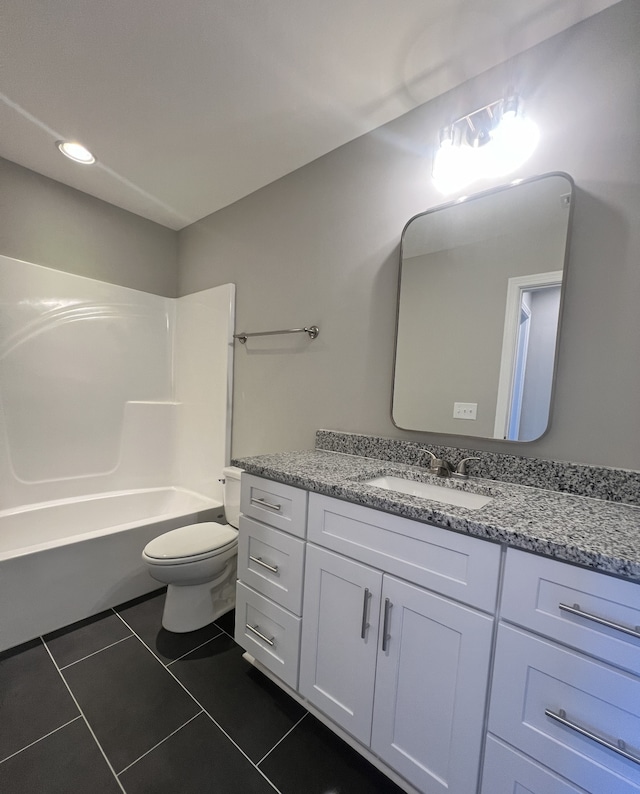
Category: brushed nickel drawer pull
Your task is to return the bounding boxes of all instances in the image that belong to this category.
[381,598,392,652]
[251,496,282,512]
[559,602,640,638]
[249,555,279,574]
[246,623,275,647]
[360,588,371,639]
[545,709,640,766]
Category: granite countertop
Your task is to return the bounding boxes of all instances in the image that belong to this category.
[232,449,640,583]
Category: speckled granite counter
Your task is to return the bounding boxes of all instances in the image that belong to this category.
[232,449,640,583]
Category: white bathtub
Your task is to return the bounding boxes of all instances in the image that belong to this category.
[0,488,224,652]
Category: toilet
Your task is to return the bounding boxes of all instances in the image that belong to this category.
[142,466,243,633]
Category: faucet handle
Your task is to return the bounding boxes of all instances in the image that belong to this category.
[453,457,480,479]
[424,450,454,477]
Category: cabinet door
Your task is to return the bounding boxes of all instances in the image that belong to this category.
[299,544,382,745]
[371,575,494,794]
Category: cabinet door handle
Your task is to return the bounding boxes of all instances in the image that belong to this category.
[545,709,640,766]
[381,598,392,652]
[559,602,640,639]
[246,623,275,647]
[360,588,371,639]
[249,555,279,574]
[251,496,282,512]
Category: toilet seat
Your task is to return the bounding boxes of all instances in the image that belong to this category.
[143,522,238,565]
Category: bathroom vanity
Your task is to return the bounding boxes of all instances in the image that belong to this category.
[233,440,640,794]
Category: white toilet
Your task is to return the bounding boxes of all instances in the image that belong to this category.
[142,466,243,633]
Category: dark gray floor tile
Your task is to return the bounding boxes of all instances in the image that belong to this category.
[0,717,121,793]
[0,639,78,762]
[260,714,405,794]
[61,634,199,773]
[120,712,276,794]
[116,589,223,664]
[170,632,306,762]
[45,610,132,668]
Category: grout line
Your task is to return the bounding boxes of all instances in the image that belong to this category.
[111,606,225,668]
[58,634,133,670]
[256,711,307,767]
[112,611,283,793]
[213,619,237,641]
[0,716,82,766]
[186,701,284,793]
[165,630,224,667]
[116,710,203,777]
[41,639,127,794]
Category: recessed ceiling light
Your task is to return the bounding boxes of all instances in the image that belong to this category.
[56,140,96,164]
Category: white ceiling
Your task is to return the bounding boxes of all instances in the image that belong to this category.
[0,0,620,230]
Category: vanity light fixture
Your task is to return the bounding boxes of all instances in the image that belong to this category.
[432,92,539,194]
[56,140,96,165]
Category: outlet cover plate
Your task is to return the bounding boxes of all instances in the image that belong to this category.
[453,402,477,420]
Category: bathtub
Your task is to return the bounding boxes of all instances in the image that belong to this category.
[0,488,224,653]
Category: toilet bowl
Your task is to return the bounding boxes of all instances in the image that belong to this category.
[142,466,243,632]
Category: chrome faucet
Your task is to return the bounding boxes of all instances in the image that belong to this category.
[424,451,480,479]
[424,450,454,478]
[451,457,481,480]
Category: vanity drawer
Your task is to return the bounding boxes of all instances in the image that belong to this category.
[237,516,305,614]
[501,548,640,674]
[234,581,301,689]
[307,493,500,612]
[488,623,640,794]
[482,736,590,794]
[240,474,308,537]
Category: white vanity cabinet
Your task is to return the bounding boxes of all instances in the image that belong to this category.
[300,494,499,794]
[482,548,640,794]
[234,473,640,794]
[234,475,308,688]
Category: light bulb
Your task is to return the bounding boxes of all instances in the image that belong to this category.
[432,140,476,194]
[431,95,539,192]
[56,141,96,164]
[484,113,539,177]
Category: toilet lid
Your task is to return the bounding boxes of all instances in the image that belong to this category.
[144,522,238,560]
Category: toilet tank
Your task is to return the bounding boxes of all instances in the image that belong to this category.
[222,466,243,528]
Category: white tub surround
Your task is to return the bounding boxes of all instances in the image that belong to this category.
[0,255,235,510]
[0,255,235,650]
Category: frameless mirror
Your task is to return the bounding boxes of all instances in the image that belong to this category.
[392,172,573,441]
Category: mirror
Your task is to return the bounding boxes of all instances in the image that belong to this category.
[392,172,573,441]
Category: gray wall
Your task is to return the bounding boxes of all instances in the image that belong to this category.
[0,157,178,296]
[179,0,640,471]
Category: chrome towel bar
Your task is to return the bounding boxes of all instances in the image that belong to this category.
[234,325,319,343]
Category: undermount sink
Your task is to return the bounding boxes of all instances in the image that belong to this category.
[364,476,493,510]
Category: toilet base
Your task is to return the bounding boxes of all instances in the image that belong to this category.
[161,559,237,633]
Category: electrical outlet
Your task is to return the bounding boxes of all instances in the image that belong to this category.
[453,402,477,420]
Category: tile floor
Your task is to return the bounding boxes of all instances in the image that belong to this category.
[0,589,405,793]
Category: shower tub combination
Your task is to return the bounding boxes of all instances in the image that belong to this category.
[0,488,224,653]
[0,257,236,654]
